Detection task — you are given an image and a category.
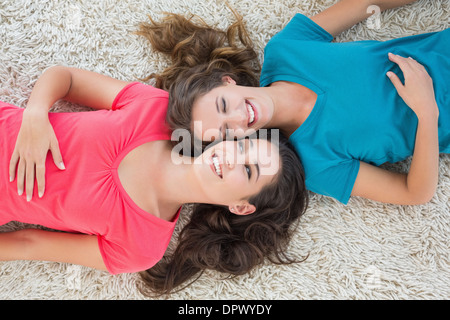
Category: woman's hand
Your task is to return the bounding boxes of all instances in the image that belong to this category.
[9,107,65,201]
[6,66,130,202]
[7,66,129,201]
[387,53,439,120]
[352,53,440,205]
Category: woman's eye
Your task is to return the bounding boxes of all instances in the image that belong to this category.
[239,140,244,153]
[222,98,227,113]
[245,165,252,179]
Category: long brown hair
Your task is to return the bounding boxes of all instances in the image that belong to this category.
[136,9,260,133]
[138,133,308,296]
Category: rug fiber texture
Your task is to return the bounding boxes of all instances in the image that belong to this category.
[0,0,449,299]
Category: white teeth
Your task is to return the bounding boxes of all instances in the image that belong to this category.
[247,102,255,125]
[212,155,222,178]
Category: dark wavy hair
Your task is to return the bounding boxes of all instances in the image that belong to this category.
[138,133,308,296]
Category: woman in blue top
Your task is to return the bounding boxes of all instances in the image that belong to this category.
[139,0,449,205]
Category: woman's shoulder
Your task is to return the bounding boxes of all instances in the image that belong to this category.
[111,82,168,111]
[269,13,333,44]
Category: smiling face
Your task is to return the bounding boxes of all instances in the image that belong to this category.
[192,138,280,215]
[191,77,275,142]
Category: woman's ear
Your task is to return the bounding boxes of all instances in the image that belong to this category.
[229,203,256,215]
[222,75,237,85]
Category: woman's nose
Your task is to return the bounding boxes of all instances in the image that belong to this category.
[227,109,247,129]
[222,145,247,171]
[222,151,236,170]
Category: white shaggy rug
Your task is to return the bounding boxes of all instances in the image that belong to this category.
[0,0,449,300]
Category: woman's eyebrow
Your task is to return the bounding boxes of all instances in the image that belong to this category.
[215,96,229,140]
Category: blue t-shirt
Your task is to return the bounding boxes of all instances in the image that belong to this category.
[260,14,449,204]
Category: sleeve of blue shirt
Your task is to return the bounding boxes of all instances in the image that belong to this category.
[273,13,334,42]
[306,160,361,205]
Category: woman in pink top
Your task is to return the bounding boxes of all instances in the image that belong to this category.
[1,66,308,295]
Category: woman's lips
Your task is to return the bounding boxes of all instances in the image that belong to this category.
[246,99,257,127]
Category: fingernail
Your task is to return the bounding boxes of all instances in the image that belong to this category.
[27,195,32,202]
[59,162,66,170]
[39,191,44,198]
[9,176,13,182]
[18,189,23,196]
[386,71,392,77]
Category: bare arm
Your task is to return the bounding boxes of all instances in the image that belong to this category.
[371,0,419,12]
[352,54,440,205]
[0,229,107,271]
[9,66,130,201]
[311,0,419,38]
[29,66,130,111]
